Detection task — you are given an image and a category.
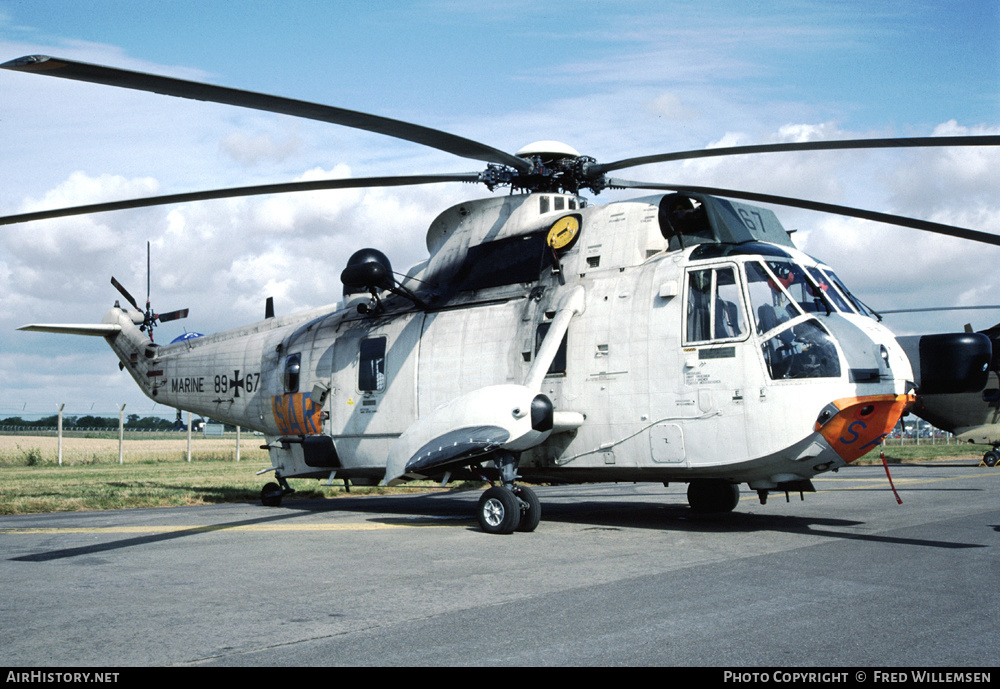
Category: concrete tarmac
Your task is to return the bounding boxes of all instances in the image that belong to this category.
[1,463,997,667]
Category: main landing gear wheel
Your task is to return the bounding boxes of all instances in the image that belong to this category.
[477,486,521,534]
[512,485,541,533]
[687,479,740,514]
[261,482,284,507]
[984,450,1000,467]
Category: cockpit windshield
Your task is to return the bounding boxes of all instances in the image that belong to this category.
[805,267,852,313]
[818,268,876,318]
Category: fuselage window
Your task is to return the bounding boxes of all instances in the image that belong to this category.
[359,337,386,392]
[685,266,747,344]
[283,353,301,393]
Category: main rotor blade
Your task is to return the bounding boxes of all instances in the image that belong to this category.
[2,55,529,172]
[0,172,481,225]
[607,179,1000,247]
[594,136,1000,176]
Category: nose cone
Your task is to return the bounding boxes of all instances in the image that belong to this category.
[814,394,914,463]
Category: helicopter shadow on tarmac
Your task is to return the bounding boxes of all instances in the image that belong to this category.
[8,479,984,564]
[271,485,985,550]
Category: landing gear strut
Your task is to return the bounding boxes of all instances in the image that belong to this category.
[475,451,541,534]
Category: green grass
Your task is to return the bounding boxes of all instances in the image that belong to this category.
[856,442,982,464]
[3,459,271,514]
[0,458,465,515]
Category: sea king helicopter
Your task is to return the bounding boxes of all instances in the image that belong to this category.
[4,55,999,533]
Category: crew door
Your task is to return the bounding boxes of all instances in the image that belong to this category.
[678,263,752,465]
[328,312,423,467]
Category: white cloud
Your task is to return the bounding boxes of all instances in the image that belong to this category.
[219,129,303,166]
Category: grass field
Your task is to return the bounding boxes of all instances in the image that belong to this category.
[0,434,456,515]
[0,433,269,466]
[0,434,988,515]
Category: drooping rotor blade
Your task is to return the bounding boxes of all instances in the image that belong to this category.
[110,276,139,311]
[1,55,529,172]
[593,136,1000,176]
[157,309,189,322]
[606,179,1000,247]
[0,172,482,226]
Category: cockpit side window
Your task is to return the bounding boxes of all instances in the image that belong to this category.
[760,320,842,380]
[745,261,798,335]
[685,266,747,344]
[765,261,829,314]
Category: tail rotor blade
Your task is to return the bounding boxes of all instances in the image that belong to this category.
[110,277,139,311]
[157,309,189,323]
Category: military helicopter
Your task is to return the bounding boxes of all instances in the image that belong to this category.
[5,55,999,534]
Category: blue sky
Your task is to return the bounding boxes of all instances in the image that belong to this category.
[0,0,998,420]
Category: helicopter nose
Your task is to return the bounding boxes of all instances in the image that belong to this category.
[813,394,914,464]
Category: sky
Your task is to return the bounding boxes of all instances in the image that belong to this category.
[0,0,998,421]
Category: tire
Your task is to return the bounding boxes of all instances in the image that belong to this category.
[513,485,541,532]
[261,482,284,507]
[984,450,999,468]
[687,479,740,514]
[477,486,521,534]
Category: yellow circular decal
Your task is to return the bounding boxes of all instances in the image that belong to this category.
[547,215,580,251]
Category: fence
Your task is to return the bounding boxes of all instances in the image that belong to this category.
[0,425,264,465]
[0,426,253,441]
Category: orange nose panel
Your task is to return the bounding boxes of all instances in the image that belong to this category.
[815,394,914,463]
